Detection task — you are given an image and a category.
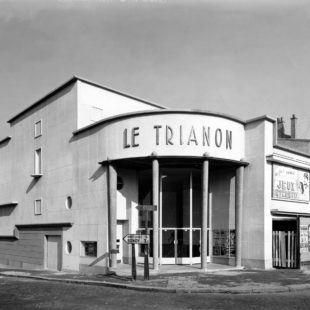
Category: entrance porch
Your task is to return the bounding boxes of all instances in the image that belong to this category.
[106,157,246,271]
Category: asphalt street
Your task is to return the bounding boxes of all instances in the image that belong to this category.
[1,276,310,310]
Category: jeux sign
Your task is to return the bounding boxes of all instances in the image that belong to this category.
[272,164,310,203]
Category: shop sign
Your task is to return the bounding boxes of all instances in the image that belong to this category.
[123,125,233,150]
[272,164,310,202]
[101,113,245,161]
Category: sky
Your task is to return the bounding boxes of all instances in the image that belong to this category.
[1,0,310,137]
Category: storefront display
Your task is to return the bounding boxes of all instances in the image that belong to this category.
[213,229,235,257]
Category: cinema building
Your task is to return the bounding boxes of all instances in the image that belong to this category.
[0,76,310,274]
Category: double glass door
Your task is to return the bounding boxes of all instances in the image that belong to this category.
[160,169,210,265]
[137,168,210,265]
[162,228,201,264]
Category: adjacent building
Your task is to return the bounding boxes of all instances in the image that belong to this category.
[0,76,309,274]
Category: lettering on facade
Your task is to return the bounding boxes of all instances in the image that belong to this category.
[123,127,140,148]
[272,164,310,202]
[124,125,233,150]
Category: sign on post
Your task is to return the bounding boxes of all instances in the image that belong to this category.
[136,205,157,281]
[123,234,150,244]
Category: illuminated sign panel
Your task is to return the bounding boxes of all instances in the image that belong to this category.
[272,164,310,203]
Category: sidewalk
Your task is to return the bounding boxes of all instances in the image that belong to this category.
[1,266,310,294]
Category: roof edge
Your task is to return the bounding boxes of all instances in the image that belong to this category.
[7,76,166,124]
[75,76,166,110]
[246,115,276,124]
[273,144,310,159]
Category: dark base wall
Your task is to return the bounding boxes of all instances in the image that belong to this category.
[0,227,63,270]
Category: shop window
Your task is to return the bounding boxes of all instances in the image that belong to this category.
[34,120,42,138]
[212,229,236,257]
[65,196,72,209]
[34,148,42,175]
[81,241,97,257]
[300,217,310,266]
[66,241,72,254]
[34,199,42,215]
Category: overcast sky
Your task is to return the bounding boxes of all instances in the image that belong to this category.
[1,0,310,137]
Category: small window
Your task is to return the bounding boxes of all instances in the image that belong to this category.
[65,196,72,209]
[81,241,97,257]
[34,199,42,215]
[34,148,42,174]
[66,241,72,254]
[34,120,42,138]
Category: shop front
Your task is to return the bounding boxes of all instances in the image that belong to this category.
[271,162,310,269]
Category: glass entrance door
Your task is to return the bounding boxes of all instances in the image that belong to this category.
[176,229,190,264]
[160,169,210,265]
[161,229,190,264]
[162,229,175,264]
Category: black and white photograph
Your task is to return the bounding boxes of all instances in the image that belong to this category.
[1,0,310,309]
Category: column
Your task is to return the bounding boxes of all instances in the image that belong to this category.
[201,159,209,270]
[152,158,159,271]
[235,165,244,268]
[108,164,117,268]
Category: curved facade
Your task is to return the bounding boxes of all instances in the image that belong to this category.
[78,110,245,162]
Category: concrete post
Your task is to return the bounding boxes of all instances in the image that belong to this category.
[201,159,209,270]
[108,164,117,268]
[235,165,244,268]
[152,158,159,271]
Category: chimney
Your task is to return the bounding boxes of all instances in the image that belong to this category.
[291,114,297,139]
[277,117,285,138]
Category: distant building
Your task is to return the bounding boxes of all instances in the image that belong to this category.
[0,76,310,274]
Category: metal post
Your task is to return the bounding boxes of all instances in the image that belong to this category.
[108,164,117,268]
[201,159,209,270]
[235,165,244,268]
[132,244,137,280]
[152,158,159,271]
[144,211,150,280]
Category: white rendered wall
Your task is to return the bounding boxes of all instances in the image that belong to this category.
[243,120,269,268]
[263,121,274,269]
[77,81,160,129]
[116,168,139,263]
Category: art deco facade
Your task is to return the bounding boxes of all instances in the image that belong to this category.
[0,77,309,274]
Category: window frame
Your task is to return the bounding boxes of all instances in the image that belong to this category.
[34,148,42,175]
[34,120,42,138]
[80,241,97,257]
[34,198,42,215]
